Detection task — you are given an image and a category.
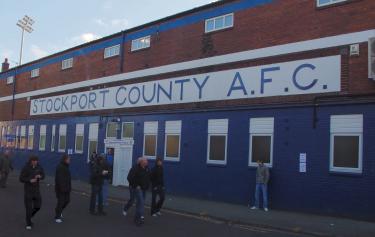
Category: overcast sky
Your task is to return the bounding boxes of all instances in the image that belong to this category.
[0,0,216,68]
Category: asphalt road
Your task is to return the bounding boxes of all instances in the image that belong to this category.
[0,176,305,237]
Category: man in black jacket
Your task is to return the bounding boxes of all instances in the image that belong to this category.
[123,157,150,226]
[55,154,71,223]
[19,155,45,230]
[150,157,165,217]
[89,155,109,215]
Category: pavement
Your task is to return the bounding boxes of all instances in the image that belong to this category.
[2,172,375,237]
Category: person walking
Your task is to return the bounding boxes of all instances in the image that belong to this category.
[123,157,150,226]
[150,157,165,217]
[19,156,45,230]
[89,155,109,215]
[54,154,71,223]
[250,160,270,212]
[0,150,13,188]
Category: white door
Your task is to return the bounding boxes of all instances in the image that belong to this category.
[113,146,133,186]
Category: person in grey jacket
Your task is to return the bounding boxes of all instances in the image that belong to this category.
[0,150,13,188]
[250,160,270,211]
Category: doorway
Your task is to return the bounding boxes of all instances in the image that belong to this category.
[104,138,134,187]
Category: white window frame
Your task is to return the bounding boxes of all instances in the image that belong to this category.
[58,124,67,152]
[122,122,134,139]
[205,13,234,33]
[31,68,40,78]
[28,125,34,150]
[330,114,363,173]
[207,119,228,165]
[20,125,26,149]
[61,58,73,70]
[248,117,274,167]
[16,126,20,148]
[164,121,182,161]
[6,76,14,85]
[51,125,56,152]
[39,125,47,151]
[104,44,120,58]
[75,124,85,154]
[6,126,11,147]
[88,123,99,162]
[131,35,151,52]
[143,121,158,159]
[317,0,347,7]
[106,122,118,139]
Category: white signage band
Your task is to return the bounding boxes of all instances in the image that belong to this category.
[30,56,341,116]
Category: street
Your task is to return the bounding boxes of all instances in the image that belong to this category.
[0,176,306,237]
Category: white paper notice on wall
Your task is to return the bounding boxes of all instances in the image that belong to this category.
[68,149,73,155]
[299,153,307,173]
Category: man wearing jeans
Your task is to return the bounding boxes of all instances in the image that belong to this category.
[251,160,270,211]
[123,157,150,226]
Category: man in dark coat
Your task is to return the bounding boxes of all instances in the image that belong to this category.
[123,157,150,226]
[55,154,71,223]
[150,157,165,216]
[19,155,45,230]
[89,155,109,215]
[0,150,13,188]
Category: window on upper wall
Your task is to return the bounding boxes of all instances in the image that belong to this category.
[143,121,158,159]
[104,44,120,58]
[6,76,14,85]
[75,124,84,154]
[207,119,228,165]
[51,125,56,152]
[39,125,46,151]
[20,126,26,149]
[330,114,363,173]
[88,123,98,162]
[58,124,67,152]
[28,125,34,150]
[106,122,118,138]
[31,68,39,78]
[61,58,73,70]
[122,122,134,139]
[205,13,234,33]
[164,121,181,161]
[249,118,274,167]
[131,35,151,51]
[317,0,347,7]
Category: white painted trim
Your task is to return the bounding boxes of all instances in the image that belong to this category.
[206,133,228,165]
[317,0,347,7]
[1,29,374,103]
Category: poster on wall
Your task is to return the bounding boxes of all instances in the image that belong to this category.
[299,153,307,173]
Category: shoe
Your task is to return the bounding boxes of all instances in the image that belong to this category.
[250,206,258,210]
[152,213,158,217]
[156,211,161,216]
[264,208,269,212]
[55,219,63,223]
[122,210,127,216]
[26,225,32,230]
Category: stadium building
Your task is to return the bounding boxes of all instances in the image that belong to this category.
[1,0,375,220]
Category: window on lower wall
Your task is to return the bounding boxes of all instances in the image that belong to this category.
[164,121,181,161]
[122,122,134,139]
[0,126,3,147]
[58,124,67,152]
[6,126,12,147]
[207,119,228,165]
[39,125,46,151]
[20,126,26,149]
[51,125,56,152]
[28,125,34,150]
[143,121,158,158]
[249,118,274,167]
[75,124,84,154]
[106,122,118,139]
[88,123,99,162]
[317,0,347,7]
[330,114,363,173]
[16,126,20,148]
